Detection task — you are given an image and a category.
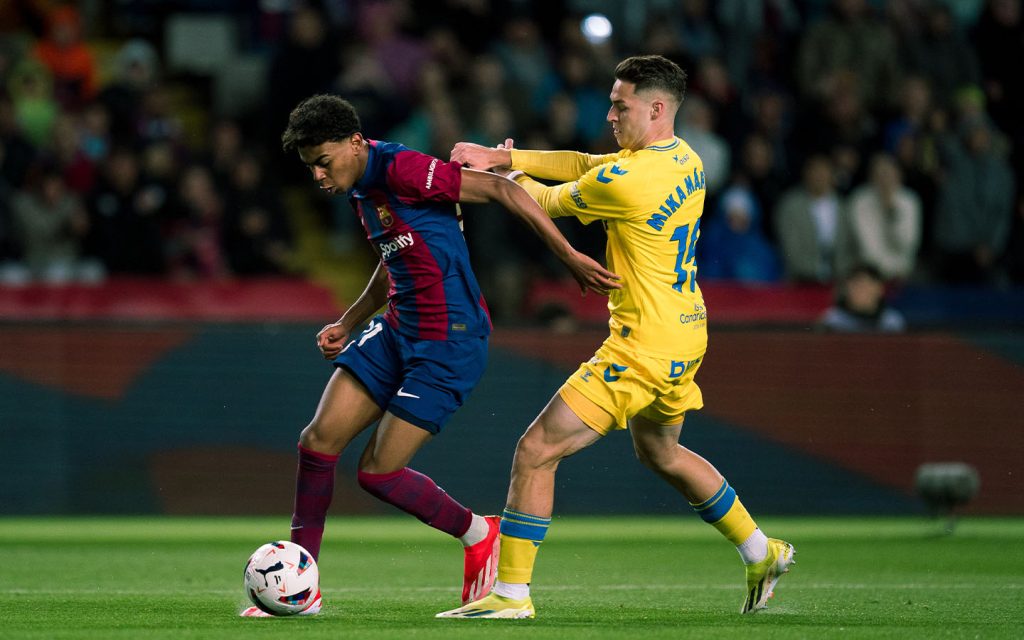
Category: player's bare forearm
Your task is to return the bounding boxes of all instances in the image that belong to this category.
[317,262,388,359]
[459,169,620,295]
[339,261,389,332]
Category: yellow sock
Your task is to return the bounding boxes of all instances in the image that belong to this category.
[496,508,550,584]
[690,480,757,545]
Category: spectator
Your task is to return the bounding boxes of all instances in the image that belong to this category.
[0,94,36,189]
[332,41,404,138]
[680,95,730,196]
[1006,191,1024,284]
[137,141,178,225]
[796,0,902,113]
[0,139,25,283]
[840,153,922,282]
[31,5,97,110]
[746,86,795,179]
[716,0,801,93]
[541,92,587,152]
[166,164,228,280]
[357,0,430,101]
[901,2,981,109]
[933,120,1015,284]
[7,56,57,147]
[77,101,111,164]
[492,16,554,113]
[223,155,293,276]
[819,263,906,333]
[204,118,243,191]
[774,154,849,284]
[700,174,782,283]
[10,163,101,283]
[84,147,165,274]
[883,75,942,215]
[676,0,724,66]
[972,0,1024,158]
[737,132,787,240]
[794,69,878,194]
[265,4,340,182]
[533,50,610,148]
[690,56,746,147]
[97,39,159,147]
[135,85,184,149]
[47,112,96,195]
[884,76,935,156]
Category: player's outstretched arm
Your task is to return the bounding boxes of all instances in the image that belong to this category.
[459,168,620,296]
[316,261,389,359]
[450,140,512,171]
[452,139,616,182]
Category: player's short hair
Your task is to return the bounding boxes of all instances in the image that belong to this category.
[281,94,362,153]
[614,55,687,106]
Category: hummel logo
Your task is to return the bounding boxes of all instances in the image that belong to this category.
[396,388,420,399]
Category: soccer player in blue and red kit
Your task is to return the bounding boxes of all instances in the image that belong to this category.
[240,95,619,617]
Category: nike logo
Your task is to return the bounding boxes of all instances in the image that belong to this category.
[396,388,420,399]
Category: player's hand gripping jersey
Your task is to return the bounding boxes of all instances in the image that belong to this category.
[350,140,491,341]
[509,138,707,359]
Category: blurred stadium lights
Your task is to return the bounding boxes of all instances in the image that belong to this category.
[581,13,613,45]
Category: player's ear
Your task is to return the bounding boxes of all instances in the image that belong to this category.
[349,132,364,152]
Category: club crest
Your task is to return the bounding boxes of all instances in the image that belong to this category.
[376,205,394,227]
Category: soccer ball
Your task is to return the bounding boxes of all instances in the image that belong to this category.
[243,541,320,616]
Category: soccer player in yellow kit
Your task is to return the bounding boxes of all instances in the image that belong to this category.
[438,55,794,619]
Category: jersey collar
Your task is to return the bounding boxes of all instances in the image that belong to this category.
[644,137,681,151]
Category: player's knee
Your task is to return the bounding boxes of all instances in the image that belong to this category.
[299,421,341,453]
[633,442,672,473]
[514,426,564,471]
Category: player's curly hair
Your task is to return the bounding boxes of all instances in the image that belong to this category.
[281,94,362,153]
[614,55,687,106]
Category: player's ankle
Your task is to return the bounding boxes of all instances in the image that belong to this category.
[493,580,530,599]
[460,513,490,547]
[737,528,769,564]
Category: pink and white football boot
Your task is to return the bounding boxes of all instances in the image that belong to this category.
[461,515,501,604]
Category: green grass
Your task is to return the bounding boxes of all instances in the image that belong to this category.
[4,516,1022,639]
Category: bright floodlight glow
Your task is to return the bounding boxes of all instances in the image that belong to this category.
[581,14,612,45]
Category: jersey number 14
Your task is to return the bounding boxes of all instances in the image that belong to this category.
[670,221,700,293]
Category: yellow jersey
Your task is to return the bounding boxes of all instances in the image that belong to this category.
[511,137,708,359]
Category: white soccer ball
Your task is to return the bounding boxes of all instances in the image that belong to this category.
[243,541,320,616]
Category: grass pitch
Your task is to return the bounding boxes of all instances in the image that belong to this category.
[4,516,1022,639]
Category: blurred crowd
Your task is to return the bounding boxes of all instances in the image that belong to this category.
[0,0,1022,321]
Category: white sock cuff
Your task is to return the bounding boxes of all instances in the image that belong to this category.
[737,528,770,564]
[493,579,530,600]
[459,514,489,547]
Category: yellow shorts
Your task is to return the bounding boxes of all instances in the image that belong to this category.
[560,340,705,435]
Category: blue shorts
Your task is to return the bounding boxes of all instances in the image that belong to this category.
[334,317,488,434]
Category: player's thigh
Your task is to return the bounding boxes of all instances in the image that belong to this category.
[517,392,606,465]
[333,317,404,411]
[387,335,488,435]
[358,412,435,473]
[304,367,384,451]
[560,342,658,434]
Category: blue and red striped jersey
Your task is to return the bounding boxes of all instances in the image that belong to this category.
[348,140,491,341]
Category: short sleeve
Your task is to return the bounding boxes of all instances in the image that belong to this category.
[386,149,462,204]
